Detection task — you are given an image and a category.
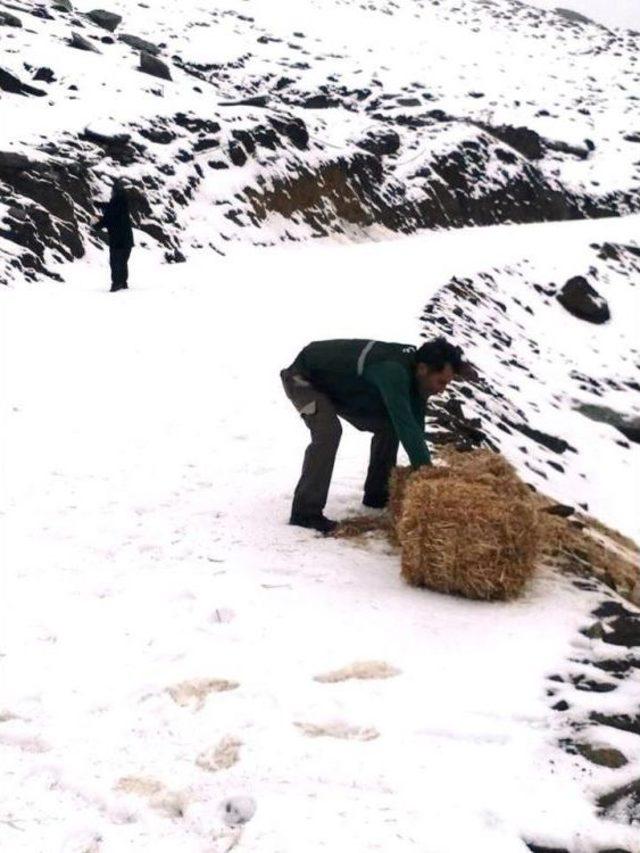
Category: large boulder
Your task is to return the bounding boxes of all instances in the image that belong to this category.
[557,276,610,323]
[267,116,309,150]
[139,51,172,81]
[0,67,45,97]
[69,31,101,53]
[577,404,640,444]
[357,129,400,157]
[0,11,22,27]
[119,33,160,55]
[555,8,595,26]
[87,9,122,32]
[481,123,544,160]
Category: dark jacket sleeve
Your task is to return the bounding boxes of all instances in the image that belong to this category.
[363,361,431,468]
[95,203,111,230]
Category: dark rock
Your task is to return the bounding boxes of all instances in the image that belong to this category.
[218,95,269,108]
[357,129,401,157]
[138,126,176,145]
[576,404,640,445]
[193,137,219,152]
[303,94,339,109]
[552,700,569,711]
[557,276,610,324]
[555,7,595,26]
[602,615,640,648]
[543,504,574,518]
[0,10,22,27]
[173,114,220,135]
[86,9,121,31]
[53,0,73,10]
[164,248,186,263]
[624,132,640,143]
[504,420,574,454]
[598,778,640,823]
[140,51,172,81]
[33,67,56,83]
[0,151,33,170]
[480,124,544,160]
[267,116,309,150]
[581,621,606,640]
[593,601,638,620]
[228,141,247,167]
[70,31,101,53]
[0,67,46,97]
[207,160,228,170]
[119,33,160,54]
[571,675,617,693]
[524,845,570,853]
[231,130,255,154]
[591,713,640,736]
[574,743,628,768]
[588,657,639,675]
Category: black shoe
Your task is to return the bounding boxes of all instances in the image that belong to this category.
[289,513,338,534]
[362,493,388,509]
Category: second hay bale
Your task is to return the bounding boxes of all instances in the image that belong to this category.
[396,451,541,600]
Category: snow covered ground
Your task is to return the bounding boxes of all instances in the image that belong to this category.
[2,215,640,852]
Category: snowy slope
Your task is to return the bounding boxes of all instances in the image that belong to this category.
[1,0,640,285]
[2,1,640,851]
[2,216,640,853]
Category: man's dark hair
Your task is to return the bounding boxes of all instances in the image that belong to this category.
[415,337,464,373]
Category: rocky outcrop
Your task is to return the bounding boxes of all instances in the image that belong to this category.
[0,67,45,97]
[139,51,172,81]
[0,10,22,27]
[86,9,122,32]
[557,276,611,323]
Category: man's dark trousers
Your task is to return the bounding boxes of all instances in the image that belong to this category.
[109,245,132,291]
[281,366,399,517]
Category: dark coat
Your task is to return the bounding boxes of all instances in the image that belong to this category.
[96,189,134,249]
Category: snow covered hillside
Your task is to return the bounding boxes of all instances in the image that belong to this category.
[1,0,640,285]
[2,1,640,852]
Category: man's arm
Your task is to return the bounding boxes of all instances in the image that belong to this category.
[364,361,431,468]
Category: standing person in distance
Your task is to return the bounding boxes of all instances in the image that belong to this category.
[95,179,134,292]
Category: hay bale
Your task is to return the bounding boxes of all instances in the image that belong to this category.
[335,446,637,603]
[397,450,541,600]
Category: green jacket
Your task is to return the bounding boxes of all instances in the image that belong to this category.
[293,339,431,467]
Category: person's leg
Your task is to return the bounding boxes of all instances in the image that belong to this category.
[122,246,131,288]
[281,368,342,524]
[109,247,126,291]
[108,246,119,291]
[363,420,399,507]
[341,413,398,507]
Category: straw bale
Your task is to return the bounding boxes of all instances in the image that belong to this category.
[538,510,639,599]
[398,454,540,599]
[334,447,638,604]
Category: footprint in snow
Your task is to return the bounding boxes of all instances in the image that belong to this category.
[295,721,379,741]
[0,709,19,723]
[196,735,242,772]
[314,660,401,683]
[167,677,239,710]
[60,830,103,853]
[114,776,189,819]
[0,730,51,753]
